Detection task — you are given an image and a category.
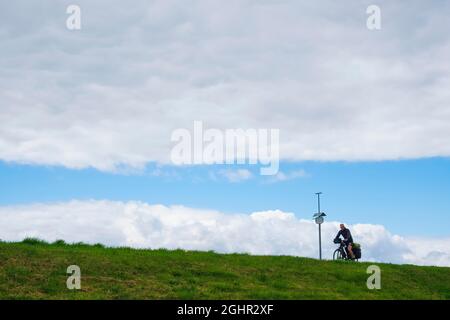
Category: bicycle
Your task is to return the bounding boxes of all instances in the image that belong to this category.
[332,239,359,261]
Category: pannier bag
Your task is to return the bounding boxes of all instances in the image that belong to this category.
[352,243,362,259]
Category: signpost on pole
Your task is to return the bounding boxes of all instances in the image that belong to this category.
[313,192,326,260]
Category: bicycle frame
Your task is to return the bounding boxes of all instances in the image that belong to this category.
[333,243,349,260]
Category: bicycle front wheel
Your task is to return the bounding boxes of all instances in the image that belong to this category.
[333,249,344,260]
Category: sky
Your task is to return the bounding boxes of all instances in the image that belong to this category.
[1,0,450,266]
[1,159,450,237]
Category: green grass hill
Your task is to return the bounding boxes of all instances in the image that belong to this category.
[0,239,449,299]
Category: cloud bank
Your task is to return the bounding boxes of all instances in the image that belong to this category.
[0,200,448,267]
[1,1,450,171]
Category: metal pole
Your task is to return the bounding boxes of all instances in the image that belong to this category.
[317,193,321,214]
[316,192,322,260]
[319,223,322,260]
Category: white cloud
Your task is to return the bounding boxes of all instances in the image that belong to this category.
[267,169,308,183]
[217,169,253,182]
[0,200,448,267]
[1,1,450,171]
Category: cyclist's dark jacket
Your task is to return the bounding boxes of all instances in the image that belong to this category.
[335,228,353,244]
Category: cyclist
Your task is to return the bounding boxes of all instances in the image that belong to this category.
[334,224,355,260]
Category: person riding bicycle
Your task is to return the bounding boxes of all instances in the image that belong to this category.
[334,224,355,260]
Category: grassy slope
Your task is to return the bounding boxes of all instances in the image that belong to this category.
[0,240,449,300]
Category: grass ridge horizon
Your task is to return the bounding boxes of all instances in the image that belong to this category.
[0,238,449,300]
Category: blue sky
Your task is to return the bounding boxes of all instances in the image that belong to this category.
[2,158,449,237]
